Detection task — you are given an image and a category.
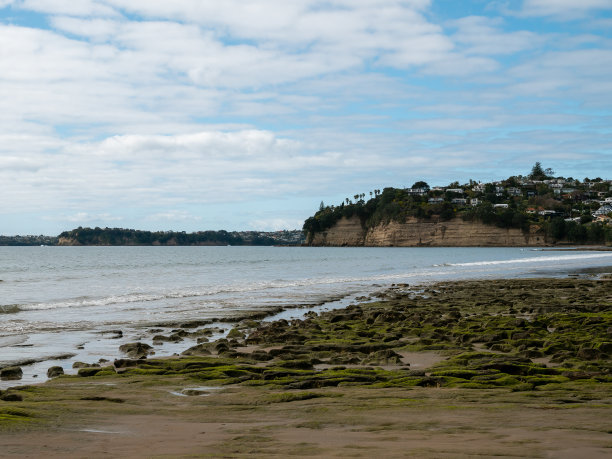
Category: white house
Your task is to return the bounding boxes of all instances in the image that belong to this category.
[593,204,612,217]
[472,183,485,193]
[493,203,508,209]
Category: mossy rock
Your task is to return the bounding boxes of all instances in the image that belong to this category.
[78,367,106,377]
[227,328,246,340]
[118,342,153,358]
[278,359,315,370]
[0,367,23,381]
[46,366,64,378]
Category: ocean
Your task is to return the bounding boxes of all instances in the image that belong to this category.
[1,246,611,388]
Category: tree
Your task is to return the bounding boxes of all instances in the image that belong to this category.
[411,181,430,190]
[529,162,552,180]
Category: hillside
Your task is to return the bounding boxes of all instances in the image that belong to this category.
[56,227,304,246]
[304,167,612,246]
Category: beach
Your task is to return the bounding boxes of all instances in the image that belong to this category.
[3,246,612,389]
[1,275,611,457]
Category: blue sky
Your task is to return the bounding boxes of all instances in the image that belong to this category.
[1,0,611,234]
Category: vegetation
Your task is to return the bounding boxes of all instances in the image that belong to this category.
[44,228,303,246]
[0,235,58,246]
[304,163,612,244]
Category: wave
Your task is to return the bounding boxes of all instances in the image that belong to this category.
[4,251,610,314]
[0,305,22,314]
[448,253,612,267]
[0,271,429,314]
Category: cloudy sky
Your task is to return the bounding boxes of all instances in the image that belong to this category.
[1,0,611,234]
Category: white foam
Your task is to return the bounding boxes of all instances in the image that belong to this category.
[449,252,612,267]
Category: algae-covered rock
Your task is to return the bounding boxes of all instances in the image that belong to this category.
[77,367,105,377]
[47,366,64,378]
[181,343,212,356]
[152,334,183,343]
[0,392,23,402]
[119,342,154,358]
[362,349,403,365]
[577,348,601,360]
[72,362,100,369]
[0,366,23,381]
[227,328,246,340]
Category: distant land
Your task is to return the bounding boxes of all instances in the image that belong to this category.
[0,228,305,246]
[304,164,612,247]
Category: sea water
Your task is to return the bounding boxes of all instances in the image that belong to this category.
[1,246,611,387]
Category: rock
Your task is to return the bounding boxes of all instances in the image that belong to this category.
[72,362,100,369]
[119,342,153,358]
[152,334,183,343]
[597,342,612,354]
[226,328,245,340]
[78,368,104,377]
[102,330,123,339]
[181,343,212,356]
[113,359,140,370]
[0,366,23,381]
[577,348,600,360]
[0,392,23,402]
[362,349,403,365]
[47,366,64,378]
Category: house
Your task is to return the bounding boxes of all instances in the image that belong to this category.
[595,215,611,224]
[407,188,429,196]
[451,198,467,205]
[554,188,576,195]
[538,210,558,216]
[493,204,508,209]
[507,187,522,196]
[472,183,485,193]
[446,188,464,194]
[470,198,481,206]
[593,204,612,217]
[428,197,444,204]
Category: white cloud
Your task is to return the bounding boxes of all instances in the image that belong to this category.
[48,212,123,223]
[147,211,202,222]
[521,0,612,18]
[0,0,611,233]
[449,16,537,55]
[20,0,119,17]
[248,218,305,231]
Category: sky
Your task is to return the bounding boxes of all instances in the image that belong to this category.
[1,0,611,235]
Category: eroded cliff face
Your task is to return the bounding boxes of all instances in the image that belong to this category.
[309,216,549,247]
[57,237,80,246]
[310,216,367,246]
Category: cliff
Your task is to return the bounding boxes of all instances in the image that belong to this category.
[308,216,549,247]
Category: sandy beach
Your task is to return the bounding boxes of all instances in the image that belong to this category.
[1,277,611,457]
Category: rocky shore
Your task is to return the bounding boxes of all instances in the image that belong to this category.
[1,277,611,457]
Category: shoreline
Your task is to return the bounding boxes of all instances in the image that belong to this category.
[1,275,610,457]
[2,263,610,390]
